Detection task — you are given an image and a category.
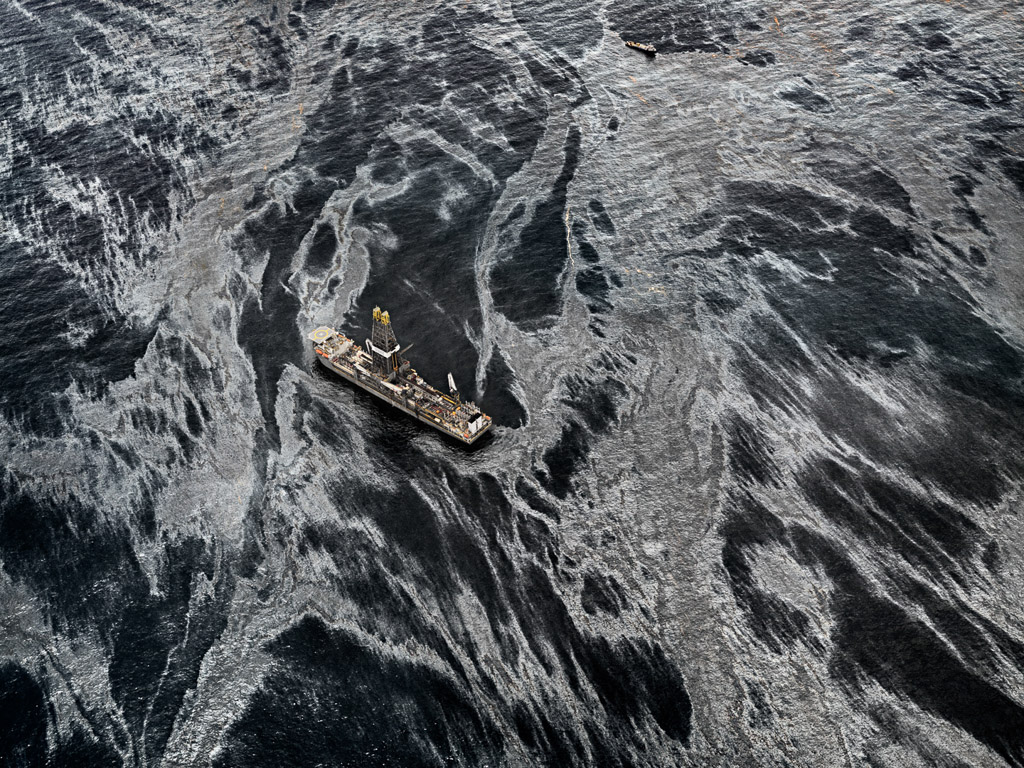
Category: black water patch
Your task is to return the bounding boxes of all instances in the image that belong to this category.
[226,63,253,88]
[505,202,526,224]
[846,20,875,41]
[0,0,225,313]
[588,200,616,234]
[582,724,639,768]
[579,239,601,264]
[933,232,969,265]
[722,181,849,238]
[899,577,1005,679]
[959,79,1014,112]
[357,474,449,577]
[305,221,338,272]
[335,33,356,54]
[789,528,1023,758]
[0,483,147,633]
[306,506,484,675]
[236,180,328,444]
[512,0,603,58]
[576,267,612,312]
[896,61,928,81]
[510,564,692,748]
[517,510,554,561]
[492,125,582,329]
[305,41,438,183]
[109,596,182,743]
[329,461,516,653]
[692,181,1024,425]
[744,679,777,730]
[172,425,199,463]
[443,471,518,624]
[109,534,230,763]
[593,351,626,378]
[0,242,156,435]
[921,59,1017,113]
[970,604,1024,674]
[302,0,336,19]
[864,703,979,768]
[0,487,226,765]
[814,158,913,214]
[966,135,1007,163]
[184,397,204,437]
[295,377,356,452]
[49,727,121,768]
[515,477,561,521]
[720,495,815,654]
[245,18,292,92]
[904,397,1012,506]
[535,375,626,498]
[830,589,1024,766]
[727,417,780,487]
[739,49,775,67]
[512,703,539,750]
[797,458,982,579]
[0,662,47,767]
[483,348,527,428]
[562,375,626,434]
[369,138,408,185]
[732,347,805,418]
[862,474,979,558]
[954,90,991,110]
[778,86,833,113]
[1002,157,1024,197]
[535,712,588,765]
[522,54,581,98]
[27,115,183,236]
[954,202,987,230]
[537,421,589,499]
[581,572,627,616]
[701,290,741,316]
[607,0,745,54]
[215,616,505,768]
[308,18,544,185]
[37,118,180,231]
[579,635,691,744]
[925,32,952,50]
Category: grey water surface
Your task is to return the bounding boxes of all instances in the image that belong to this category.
[1,0,1023,765]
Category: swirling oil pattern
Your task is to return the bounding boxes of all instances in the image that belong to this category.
[0,0,1022,764]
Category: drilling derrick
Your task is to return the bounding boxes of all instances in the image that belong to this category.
[369,306,401,379]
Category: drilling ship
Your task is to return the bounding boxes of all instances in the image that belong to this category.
[308,307,492,444]
[625,40,656,55]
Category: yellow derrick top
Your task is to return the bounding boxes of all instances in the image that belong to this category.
[381,311,390,325]
[373,306,382,322]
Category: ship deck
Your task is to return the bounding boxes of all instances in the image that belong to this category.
[309,326,492,444]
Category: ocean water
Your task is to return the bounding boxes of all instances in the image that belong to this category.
[1,0,1023,765]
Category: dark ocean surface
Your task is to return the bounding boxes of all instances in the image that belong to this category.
[1,0,1023,765]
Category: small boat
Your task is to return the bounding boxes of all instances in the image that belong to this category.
[625,41,656,56]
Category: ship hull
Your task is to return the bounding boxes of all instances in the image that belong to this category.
[316,354,491,445]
